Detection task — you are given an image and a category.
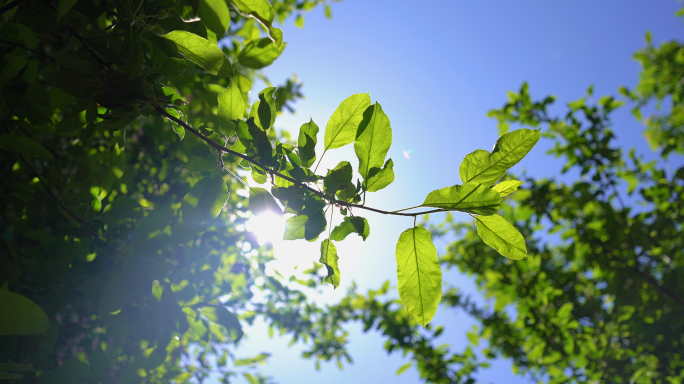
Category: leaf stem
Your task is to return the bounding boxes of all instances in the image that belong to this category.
[158,108,448,218]
[313,149,326,174]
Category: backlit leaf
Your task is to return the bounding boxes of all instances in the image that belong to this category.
[475,214,528,260]
[459,129,540,185]
[324,93,371,150]
[249,187,282,216]
[199,306,243,342]
[492,180,525,197]
[162,31,232,77]
[323,161,353,194]
[218,79,244,134]
[297,119,319,168]
[330,216,369,241]
[395,226,442,326]
[258,87,276,129]
[365,158,394,192]
[355,103,392,179]
[319,239,340,288]
[422,182,501,215]
[182,177,230,222]
[198,0,231,37]
[231,0,283,46]
[238,38,285,69]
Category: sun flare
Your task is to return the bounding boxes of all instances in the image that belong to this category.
[245,211,285,245]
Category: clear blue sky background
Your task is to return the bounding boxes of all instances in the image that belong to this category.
[222,1,684,383]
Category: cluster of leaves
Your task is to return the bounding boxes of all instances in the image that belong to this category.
[425,81,684,383]
[620,23,684,157]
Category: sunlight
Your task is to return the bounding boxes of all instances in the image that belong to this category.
[245,211,285,245]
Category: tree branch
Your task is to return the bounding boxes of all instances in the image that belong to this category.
[66,26,113,70]
[156,108,448,218]
[0,37,55,61]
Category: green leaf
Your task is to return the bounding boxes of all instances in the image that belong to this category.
[53,51,93,74]
[198,0,231,37]
[396,362,412,376]
[57,0,78,21]
[231,0,283,46]
[324,93,372,150]
[0,135,53,158]
[492,180,525,197]
[158,57,186,77]
[0,372,23,380]
[330,216,369,241]
[323,161,353,194]
[0,363,35,372]
[249,187,282,216]
[182,177,230,222]
[459,129,540,185]
[247,117,274,166]
[243,373,259,384]
[365,158,394,192]
[258,87,277,129]
[475,214,527,260]
[38,358,89,384]
[395,226,442,326]
[355,103,392,179]
[0,285,51,336]
[218,79,244,134]
[238,38,285,69]
[422,182,501,215]
[283,213,326,241]
[162,31,232,77]
[319,239,340,288]
[199,306,243,342]
[251,166,267,184]
[235,353,270,367]
[297,119,319,168]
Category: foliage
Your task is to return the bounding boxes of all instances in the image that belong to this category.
[0,0,539,383]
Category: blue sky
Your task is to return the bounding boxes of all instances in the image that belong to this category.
[226,1,684,383]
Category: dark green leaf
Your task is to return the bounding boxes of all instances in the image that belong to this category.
[330,216,369,241]
[297,119,319,168]
[319,239,340,288]
[395,226,442,326]
[323,161,353,194]
[459,129,541,185]
[57,0,78,21]
[53,51,92,74]
[475,214,527,260]
[0,135,53,158]
[355,103,392,178]
[258,87,276,129]
[158,57,186,77]
[422,182,502,215]
[238,38,286,69]
[39,358,89,384]
[162,31,232,77]
[324,93,372,150]
[247,117,274,166]
[0,285,50,336]
[199,306,243,342]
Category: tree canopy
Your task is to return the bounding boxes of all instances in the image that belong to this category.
[1,1,683,384]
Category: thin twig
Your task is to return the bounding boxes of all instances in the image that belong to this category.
[157,108,448,218]
[0,37,55,61]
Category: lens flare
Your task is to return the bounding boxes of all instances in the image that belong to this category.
[245,211,284,245]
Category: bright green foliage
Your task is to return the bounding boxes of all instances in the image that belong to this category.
[474,214,527,260]
[238,37,286,69]
[395,227,442,327]
[422,183,501,215]
[198,0,231,36]
[491,180,524,197]
[162,31,233,76]
[319,239,340,288]
[330,217,369,241]
[459,128,540,186]
[324,93,371,150]
[0,0,541,381]
[355,102,392,179]
[0,284,51,336]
